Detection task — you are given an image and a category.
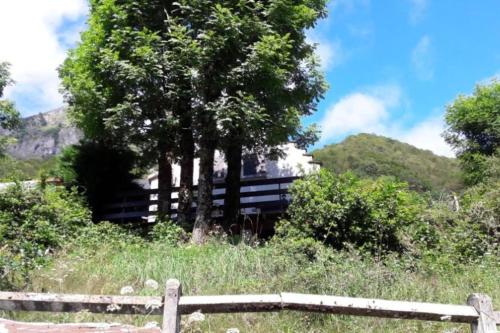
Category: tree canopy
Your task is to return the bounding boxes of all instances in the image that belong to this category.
[0,62,20,157]
[444,80,500,185]
[60,0,327,242]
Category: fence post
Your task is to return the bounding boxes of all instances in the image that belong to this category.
[467,294,496,333]
[162,279,182,333]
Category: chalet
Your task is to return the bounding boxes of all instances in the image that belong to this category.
[99,143,320,232]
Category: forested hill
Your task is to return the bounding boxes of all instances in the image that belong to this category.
[313,133,464,192]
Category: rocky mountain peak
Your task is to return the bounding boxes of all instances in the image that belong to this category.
[1,107,82,159]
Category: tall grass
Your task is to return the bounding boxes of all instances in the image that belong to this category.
[2,239,498,333]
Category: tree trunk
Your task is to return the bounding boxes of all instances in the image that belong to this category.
[177,125,194,228]
[223,143,242,229]
[191,137,215,244]
[192,64,218,244]
[157,148,173,220]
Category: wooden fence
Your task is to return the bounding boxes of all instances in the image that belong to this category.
[98,176,299,223]
[1,279,499,332]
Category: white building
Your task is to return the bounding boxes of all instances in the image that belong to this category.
[148,142,320,219]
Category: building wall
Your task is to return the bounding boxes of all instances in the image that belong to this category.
[149,143,318,188]
[148,143,320,217]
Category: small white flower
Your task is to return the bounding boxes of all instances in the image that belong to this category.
[106,303,122,312]
[120,286,134,295]
[144,279,159,290]
[187,311,205,323]
[226,328,240,333]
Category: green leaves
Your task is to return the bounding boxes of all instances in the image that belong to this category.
[60,0,327,194]
[0,184,92,288]
[0,62,20,130]
[0,62,14,98]
[0,62,20,157]
[444,80,500,185]
[277,169,424,254]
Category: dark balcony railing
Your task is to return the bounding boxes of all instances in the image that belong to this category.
[98,176,299,223]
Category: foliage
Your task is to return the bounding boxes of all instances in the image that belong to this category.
[277,168,497,261]
[0,156,58,181]
[444,80,500,185]
[0,184,92,288]
[457,160,499,257]
[0,62,20,157]
[72,221,144,251]
[55,141,141,219]
[418,189,498,264]
[149,218,188,245]
[60,0,180,155]
[60,0,328,234]
[313,133,464,193]
[276,169,425,254]
[6,240,499,332]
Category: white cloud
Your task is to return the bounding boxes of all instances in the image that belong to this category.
[0,0,88,115]
[409,0,428,24]
[320,93,388,136]
[308,36,345,71]
[320,84,401,141]
[411,35,434,81]
[319,84,455,157]
[397,116,454,157]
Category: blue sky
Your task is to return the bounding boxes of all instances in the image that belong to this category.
[1,0,499,156]
[306,0,500,156]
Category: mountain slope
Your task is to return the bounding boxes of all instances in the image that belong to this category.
[313,133,464,192]
[0,107,82,159]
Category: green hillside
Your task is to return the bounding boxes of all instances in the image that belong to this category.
[0,156,57,181]
[313,133,464,192]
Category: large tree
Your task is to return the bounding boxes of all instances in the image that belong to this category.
[169,0,327,242]
[60,0,194,217]
[0,62,20,157]
[444,80,500,185]
[61,0,327,242]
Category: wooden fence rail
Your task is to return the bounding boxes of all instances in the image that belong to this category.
[1,279,499,333]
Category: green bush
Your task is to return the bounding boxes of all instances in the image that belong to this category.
[73,221,144,250]
[276,170,425,255]
[411,185,498,263]
[429,155,499,261]
[0,183,92,289]
[458,178,499,258]
[149,218,188,245]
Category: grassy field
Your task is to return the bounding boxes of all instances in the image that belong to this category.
[2,238,499,333]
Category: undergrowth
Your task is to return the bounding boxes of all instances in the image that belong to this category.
[2,236,498,333]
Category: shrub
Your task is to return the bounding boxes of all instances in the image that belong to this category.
[276,170,424,255]
[417,182,498,263]
[0,183,92,289]
[149,218,188,245]
[74,221,144,250]
[456,177,499,258]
